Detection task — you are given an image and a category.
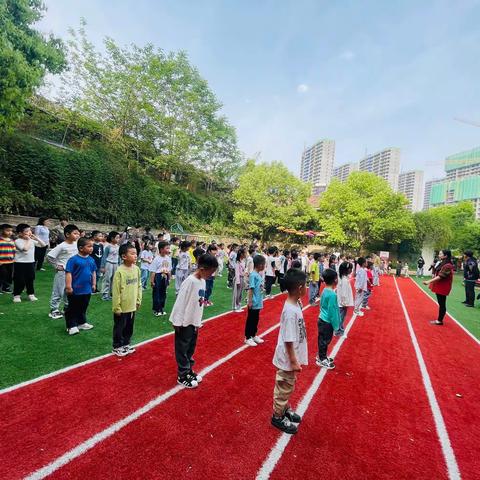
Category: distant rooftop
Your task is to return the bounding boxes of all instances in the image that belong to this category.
[445,146,480,172]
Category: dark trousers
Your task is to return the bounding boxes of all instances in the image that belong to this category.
[317,319,334,361]
[172,257,178,276]
[205,276,214,300]
[465,280,475,306]
[436,294,447,322]
[113,312,135,348]
[245,308,260,338]
[174,325,198,377]
[0,263,13,291]
[35,246,48,271]
[227,266,235,288]
[152,273,168,313]
[13,262,35,296]
[278,273,286,292]
[265,275,275,295]
[65,294,91,329]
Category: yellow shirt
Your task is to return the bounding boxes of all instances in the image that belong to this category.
[112,264,142,314]
[189,247,196,265]
[310,261,320,282]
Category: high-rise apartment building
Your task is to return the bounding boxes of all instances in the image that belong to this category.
[300,140,335,194]
[398,170,424,212]
[358,147,400,190]
[423,178,445,211]
[429,146,480,219]
[332,162,359,182]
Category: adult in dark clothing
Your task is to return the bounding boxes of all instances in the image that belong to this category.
[462,250,479,307]
[416,256,425,277]
[423,250,454,325]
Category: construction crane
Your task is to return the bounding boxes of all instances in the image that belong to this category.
[454,117,480,128]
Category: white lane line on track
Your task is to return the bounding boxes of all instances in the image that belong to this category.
[25,302,308,480]
[256,311,359,480]
[1,293,284,396]
[409,278,480,347]
[394,277,461,480]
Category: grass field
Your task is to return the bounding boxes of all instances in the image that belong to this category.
[411,273,480,340]
[0,265,242,389]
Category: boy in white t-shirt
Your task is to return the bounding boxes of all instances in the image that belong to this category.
[271,268,308,435]
[170,253,219,389]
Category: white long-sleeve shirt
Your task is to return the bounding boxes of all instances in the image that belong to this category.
[169,274,206,327]
[47,241,78,269]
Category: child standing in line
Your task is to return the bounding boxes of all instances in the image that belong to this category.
[170,253,219,388]
[264,246,277,298]
[353,257,367,317]
[47,224,80,317]
[64,237,96,335]
[139,242,154,290]
[100,231,120,301]
[271,268,307,435]
[13,224,46,302]
[336,261,354,337]
[216,243,226,276]
[204,244,218,306]
[90,231,104,293]
[0,224,15,293]
[188,240,197,273]
[232,247,246,312]
[308,253,321,305]
[170,237,180,277]
[150,241,171,316]
[175,241,191,294]
[316,268,341,370]
[227,243,238,289]
[244,254,266,347]
[111,243,142,357]
[362,261,374,310]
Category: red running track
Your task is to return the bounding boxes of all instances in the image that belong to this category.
[396,278,480,480]
[268,275,450,480]
[0,295,289,479]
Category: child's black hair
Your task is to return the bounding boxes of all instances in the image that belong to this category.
[77,237,93,250]
[268,246,276,255]
[322,268,338,285]
[339,261,352,278]
[64,224,80,237]
[236,247,246,262]
[0,223,13,231]
[207,244,218,253]
[441,249,452,260]
[119,243,136,258]
[290,250,299,260]
[284,268,307,293]
[357,256,366,267]
[313,252,321,261]
[37,217,49,226]
[197,253,219,270]
[253,254,266,268]
[291,259,302,269]
[107,231,120,243]
[90,230,101,238]
[180,240,191,251]
[157,241,169,252]
[16,223,30,234]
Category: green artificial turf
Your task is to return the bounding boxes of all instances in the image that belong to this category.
[411,274,480,340]
[0,265,236,389]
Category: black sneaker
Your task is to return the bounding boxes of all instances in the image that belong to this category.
[271,414,298,434]
[177,373,198,389]
[189,370,203,383]
[284,407,302,423]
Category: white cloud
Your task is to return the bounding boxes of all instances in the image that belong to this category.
[339,50,355,61]
[297,83,309,93]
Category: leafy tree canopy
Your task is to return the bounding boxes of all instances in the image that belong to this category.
[232,160,314,241]
[0,0,66,129]
[317,171,415,252]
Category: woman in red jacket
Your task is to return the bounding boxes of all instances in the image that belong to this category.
[423,249,454,325]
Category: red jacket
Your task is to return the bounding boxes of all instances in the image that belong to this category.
[429,261,454,296]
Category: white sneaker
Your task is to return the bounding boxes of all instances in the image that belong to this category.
[235,308,243,313]
[68,327,80,335]
[364,305,371,310]
[78,323,94,330]
[28,295,38,302]
[49,310,63,319]
[245,338,257,347]
[354,310,364,317]
[253,336,264,344]
[13,296,21,303]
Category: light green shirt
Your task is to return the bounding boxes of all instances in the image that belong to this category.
[112,264,142,314]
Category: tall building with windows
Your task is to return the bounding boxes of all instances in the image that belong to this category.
[300,139,335,194]
[398,170,424,212]
[358,147,400,190]
[332,162,359,182]
[423,178,445,211]
[428,146,480,218]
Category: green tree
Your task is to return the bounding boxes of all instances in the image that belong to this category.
[232,160,314,241]
[60,22,241,185]
[317,172,415,252]
[0,0,66,129]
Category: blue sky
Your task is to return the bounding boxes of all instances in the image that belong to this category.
[38,0,480,180]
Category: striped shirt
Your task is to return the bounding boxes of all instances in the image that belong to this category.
[0,237,15,264]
